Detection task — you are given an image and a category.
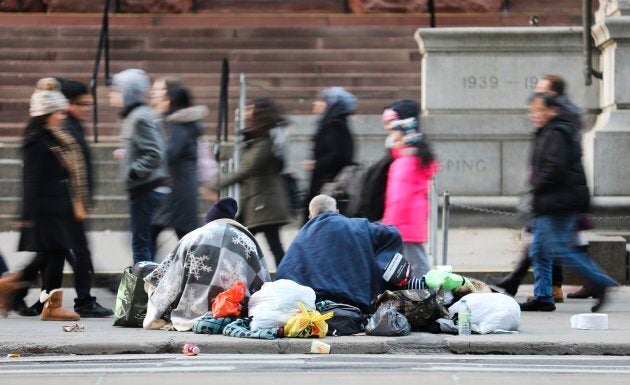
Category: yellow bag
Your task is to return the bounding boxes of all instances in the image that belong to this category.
[285,302,334,338]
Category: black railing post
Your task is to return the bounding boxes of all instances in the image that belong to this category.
[90,0,111,144]
[214,58,230,162]
[428,0,436,28]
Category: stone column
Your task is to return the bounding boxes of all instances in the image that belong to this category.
[415,27,599,198]
[587,0,630,195]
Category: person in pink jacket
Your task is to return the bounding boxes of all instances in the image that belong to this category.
[382,100,438,278]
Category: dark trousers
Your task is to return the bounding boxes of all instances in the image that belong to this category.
[129,190,165,264]
[21,250,67,292]
[0,253,8,275]
[250,225,285,267]
[505,246,564,287]
[67,247,95,307]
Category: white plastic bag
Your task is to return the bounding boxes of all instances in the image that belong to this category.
[248,279,316,331]
[448,293,521,334]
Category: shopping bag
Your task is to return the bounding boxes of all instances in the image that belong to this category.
[365,304,411,336]
[113,266,152,327]
[284,302,334,338]
[212,281,247,318]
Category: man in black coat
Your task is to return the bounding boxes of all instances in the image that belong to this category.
[519,93,617,313]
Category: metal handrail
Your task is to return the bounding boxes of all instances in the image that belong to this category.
[89,0,112,144]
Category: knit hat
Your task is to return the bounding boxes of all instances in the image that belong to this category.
[390,99,419,120]
[205,197,238,223]
[57,78,89,102]
[29,78,69,117]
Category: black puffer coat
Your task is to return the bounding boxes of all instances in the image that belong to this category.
[529,115,590,215]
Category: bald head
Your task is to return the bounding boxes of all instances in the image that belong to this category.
[309,194,337,218]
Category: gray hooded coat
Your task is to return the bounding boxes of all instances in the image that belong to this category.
[113,69,169,195]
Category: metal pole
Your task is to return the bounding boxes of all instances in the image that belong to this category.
[233,72,247,203]
[90,0,111,143]
[429,178,439,266]
[441,190,450,265]
[583,0,593,86]
[428,0,436,28]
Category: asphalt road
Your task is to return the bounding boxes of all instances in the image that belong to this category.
[1,354,630,385]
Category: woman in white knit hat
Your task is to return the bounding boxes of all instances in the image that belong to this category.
[0,78,87,321]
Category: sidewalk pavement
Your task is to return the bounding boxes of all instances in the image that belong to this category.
[0,227,525,277]
[1,286,629,356]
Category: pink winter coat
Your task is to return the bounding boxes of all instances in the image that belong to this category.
[382,147,439,243]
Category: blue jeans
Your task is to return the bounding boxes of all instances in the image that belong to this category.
[129,190,165,264]
[529,214,617,303]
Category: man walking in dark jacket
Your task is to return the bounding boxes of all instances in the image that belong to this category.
[520,93,617,313]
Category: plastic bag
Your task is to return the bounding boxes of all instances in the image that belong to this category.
[248,279,316,331]
[374,289,449,331]
[212,281,247,318]
[448,293,521,334]
[285,302,334,338]
[113,263,158,327]
[197,139,219,184]
[365,304,411,336]
[316,301,367,336]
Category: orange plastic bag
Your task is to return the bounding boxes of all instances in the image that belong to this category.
[212,281,247,318]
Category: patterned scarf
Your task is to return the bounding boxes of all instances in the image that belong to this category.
[47,123,90,219]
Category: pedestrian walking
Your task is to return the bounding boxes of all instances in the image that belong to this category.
[109,69,169,264]
[13,79,113,317]
[381,100,438,278]
[0,78,84,320]
[150,80,207,242]
[215,98,291,267]
[302,87,356,224]
[519,92,617,313]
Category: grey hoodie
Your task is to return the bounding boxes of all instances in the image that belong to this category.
[113,69,169,194]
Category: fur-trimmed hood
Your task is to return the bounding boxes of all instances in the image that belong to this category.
[165,105,209,124]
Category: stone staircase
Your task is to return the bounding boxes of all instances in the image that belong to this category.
[0,10,590,233]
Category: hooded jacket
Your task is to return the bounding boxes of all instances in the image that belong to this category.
[113,69,169,195]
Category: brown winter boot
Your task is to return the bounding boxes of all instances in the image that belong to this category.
[527,285,564,303]
[40,289,80,321]
[0,273,26,317]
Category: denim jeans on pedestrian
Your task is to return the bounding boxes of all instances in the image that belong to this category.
[529,214,617,303]
[129,190,165,264]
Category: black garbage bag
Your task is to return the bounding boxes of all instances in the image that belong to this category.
[317,302,367,336]
[365,305,411,336]
[113,262,159,327]
[374,289,449,331]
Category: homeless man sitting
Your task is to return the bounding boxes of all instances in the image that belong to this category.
[143,197,271,331]
[276,194,423,312]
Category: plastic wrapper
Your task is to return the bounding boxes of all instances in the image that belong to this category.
[365,305,411,336]
[212,281,247,318]
[285,302,334,338]
[374,289,449,331]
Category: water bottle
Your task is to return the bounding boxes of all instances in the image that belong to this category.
[458,299,471,336]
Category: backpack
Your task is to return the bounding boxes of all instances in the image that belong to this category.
[316,301,367,336]
[320,164,364,217]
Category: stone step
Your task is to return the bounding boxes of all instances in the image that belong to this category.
[0,72,420,87]
[0,60,420,74]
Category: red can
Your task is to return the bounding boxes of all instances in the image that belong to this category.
[182,343,200,356]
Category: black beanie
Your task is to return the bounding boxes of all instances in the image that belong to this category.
[390,99,419,120]
[57,78,89,102]
[205,197,238,223]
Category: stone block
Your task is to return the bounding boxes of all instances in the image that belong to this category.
[565,234,628,284]
[592,128,630,195]
[433,141,501,195]
[501,141,530,195]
